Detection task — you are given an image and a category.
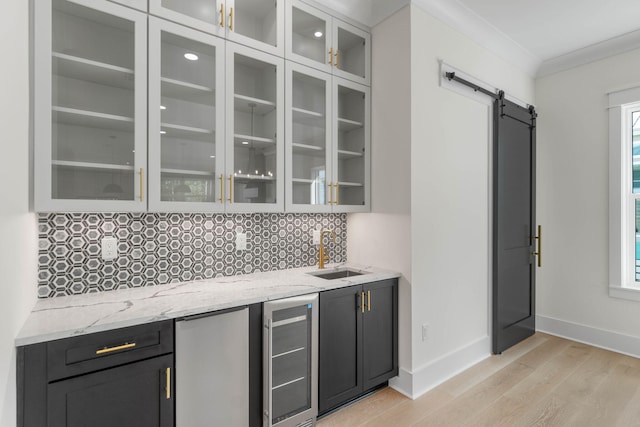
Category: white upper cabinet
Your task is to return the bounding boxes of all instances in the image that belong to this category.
[286,0,370,86]
[286,62,369,213]
[149,0,285,57]
[34,0,148,212]
[109,0,147,12]
[148,17,226,212]
[225,43,285,212]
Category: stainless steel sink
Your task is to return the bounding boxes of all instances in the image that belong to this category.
[308,268,365,280]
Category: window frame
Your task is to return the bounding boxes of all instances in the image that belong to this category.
[608,87,640,301]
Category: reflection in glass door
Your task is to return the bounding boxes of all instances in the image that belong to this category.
[148,18,224,211]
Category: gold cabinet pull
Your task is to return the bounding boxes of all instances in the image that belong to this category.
[228,174,233,204]
[229,7,234,31]
[335,182,339,205]
[533,225,542,267]
[361,291,365,313]
[218,174,224,203]
[139,168,144,201]
[329,182,333,205]
[367,290,371,311]
[335,50,339,68]
[96,342,136,355]
[166,367,171,399]
[220,3,225,27]
[329,48,333,65]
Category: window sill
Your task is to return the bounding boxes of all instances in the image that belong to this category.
[609,285,640,302]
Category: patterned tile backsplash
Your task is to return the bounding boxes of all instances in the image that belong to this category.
[38,213,346,298]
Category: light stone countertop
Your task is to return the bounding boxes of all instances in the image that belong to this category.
[16,263,400,346]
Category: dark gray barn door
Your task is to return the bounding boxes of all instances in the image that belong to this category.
[492,95,538,354]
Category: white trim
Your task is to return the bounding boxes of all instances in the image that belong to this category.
[390,336,491,399]
[538,28,640,78]
[536,315,640,359]
[412,0,540,78]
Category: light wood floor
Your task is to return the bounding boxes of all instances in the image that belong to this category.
[317,333,640,426]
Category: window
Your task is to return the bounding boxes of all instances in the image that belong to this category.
[609,87,640,301]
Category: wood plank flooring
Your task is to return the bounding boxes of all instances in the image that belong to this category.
[317,333,640,426]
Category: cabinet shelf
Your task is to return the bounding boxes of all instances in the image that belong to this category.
[337,117,363,132]
[337,181,363,187]
[337,149,363,158]
[161,122,214,141]
[292,178,315,184]
[234,94,276,115]
[234,174,276,182]
[234,134,276,149]
[161,77,215,105]
[292,143,325,156]
[53,106,134,131]
[52,52,134,90]
[52,160,135,172]
[160,168,215,177]
[293,107,325,127]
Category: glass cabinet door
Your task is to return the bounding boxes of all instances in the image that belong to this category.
[34,0,147,212]
[332,78,370,212]
[150,0,284,57]
[226,0,285,57]
[226,43,284,212]
[332,19,370,86]
[148,18,225,212]
[286,0,332,74]
[285,63,332,212]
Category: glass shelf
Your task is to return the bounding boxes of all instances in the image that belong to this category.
[53,52,134,90]
[337,117,363,132]
[234,94,276,115]
[52,106,134,131]
[52,160,135,171]
[161,77,214,105]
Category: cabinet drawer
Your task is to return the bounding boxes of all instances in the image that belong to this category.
[47,320,173,382]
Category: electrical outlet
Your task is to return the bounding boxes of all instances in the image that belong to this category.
[312,230,321,245]
[101,237,118,261]
[422,324,430,341]
[236,232,247,251]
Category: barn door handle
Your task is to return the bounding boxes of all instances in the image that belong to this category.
[532,225,542,267]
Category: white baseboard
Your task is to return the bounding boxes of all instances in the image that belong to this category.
[536,315,640,358]
[390,336,491,399]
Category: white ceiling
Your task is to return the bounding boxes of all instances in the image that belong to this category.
[456,0,640,61]
[314,0,640,77]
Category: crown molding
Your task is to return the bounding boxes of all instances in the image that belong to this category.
[410,0,541,77]
[537,29,640,78]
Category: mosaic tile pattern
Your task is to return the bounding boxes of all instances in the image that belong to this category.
[38,213,347,298]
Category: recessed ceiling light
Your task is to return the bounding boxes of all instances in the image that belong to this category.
[209,155,215,158]
[184,52,199,61]
[160,130,167,135]
[242,141,249,145]
[314,31,323,38]
[160,105,166,110]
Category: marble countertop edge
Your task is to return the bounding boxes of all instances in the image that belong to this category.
[16,263,400,346]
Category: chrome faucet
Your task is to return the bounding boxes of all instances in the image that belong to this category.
[318,229,336,269]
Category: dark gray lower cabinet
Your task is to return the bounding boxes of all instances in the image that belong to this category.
[318,279,398,415]
[18,320,174,427]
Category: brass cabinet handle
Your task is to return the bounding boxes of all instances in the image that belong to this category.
[533,225,542,267]
[335,51,339,68]
[335,182,339,205]
[139,168,144,201]
[228,174,233,204]
[220,3,225,27]
[96,342,136,355]
[229,7,234,31]
[166,367,171,399]
[329,48,333,65]
[218,174,224,203]
[361,291,365,313]
[329,182,333,205]
[367,290,371,312]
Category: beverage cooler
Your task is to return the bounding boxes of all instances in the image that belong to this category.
[263,293,319,427]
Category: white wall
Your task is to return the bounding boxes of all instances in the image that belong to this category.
[351,2,535,399]
[0,0,38,424]
[347,5,413,373]
[536,48,640,354]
